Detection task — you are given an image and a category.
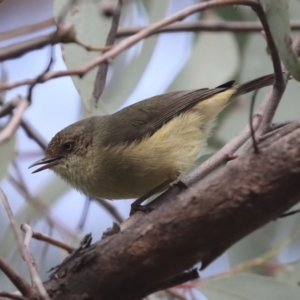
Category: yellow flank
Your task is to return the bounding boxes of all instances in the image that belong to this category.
[193,88,236,121]
[99,88,237,199]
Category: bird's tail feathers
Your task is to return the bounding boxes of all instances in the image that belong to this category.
[235,73,276,97]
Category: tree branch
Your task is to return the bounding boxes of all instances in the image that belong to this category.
[0,0,260,92]
[0,291,28,300]
[0,97,29,145]
[0,24,73,62]
[0,257,32,298]
[94,198,124,224]
[0,18,54,41]
[20,225,75,254]
[20,224,50,300]
[2,20,300,65]
[44,120,300,300]
[116,20,300,37]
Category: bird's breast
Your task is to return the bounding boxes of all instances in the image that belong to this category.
[85,111,207,199]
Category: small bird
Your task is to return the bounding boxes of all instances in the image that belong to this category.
[29,74,275,205]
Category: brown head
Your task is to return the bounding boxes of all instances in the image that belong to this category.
[29,118,96,186]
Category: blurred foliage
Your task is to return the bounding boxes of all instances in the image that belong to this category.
[0,134,15,181]
[1,0,300,298]
[261,0,300,81]
[54,0,117,111]
[198,273,300,299]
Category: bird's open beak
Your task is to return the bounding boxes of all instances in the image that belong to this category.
[29,156,62,173]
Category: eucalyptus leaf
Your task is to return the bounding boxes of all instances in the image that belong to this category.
[217,33,272,144]
[168,14,239,92]
[0,64,8,102]
[0,132,15,182]
[226,16,300,266]
[53,0,117,110]
[279,259,300,285]
[199,273,300,300]
[96,0,170,114]
[260,0,300,81]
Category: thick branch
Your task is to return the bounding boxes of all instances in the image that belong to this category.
[44,120,300,300]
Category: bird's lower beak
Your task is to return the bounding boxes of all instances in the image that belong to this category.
[29,157,62,173]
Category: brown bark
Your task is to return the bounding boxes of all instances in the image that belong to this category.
[44,121,300,300]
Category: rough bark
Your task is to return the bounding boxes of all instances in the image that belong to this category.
[44,121,300,300]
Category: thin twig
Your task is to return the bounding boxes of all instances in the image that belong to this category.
[77,197,91,230]
[3,20,300,64]
[0,18,55,41]
[252,6,283,85]
[93,0,122,104]
[0,0,260,92]
[0,188,46,300]
[251,5,287,134]
[20,119,47,151]
[0,291,28,300]
[0,97,47,150]
[26,44,55,104]
[94,198,124,223]
[0,23,112,63]
[116,20,300,37]
[7,174,78,239]
[250,90,259,153]
[0,188,55,300]
[0,256,32,298]
[38,224,53,273]
[0,24,72,62]
[0,98,29,145]
[0,188,28,260]
[20,224,51,300]
[0,96,21,118]
[12,160,30,195]
[21,225,74,254]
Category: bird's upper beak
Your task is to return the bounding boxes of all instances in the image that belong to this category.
[29,156,62,173]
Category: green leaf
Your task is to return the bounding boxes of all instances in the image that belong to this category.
[199,273,300,300]
[0,133,15,181]
[95,0,170,115]
[167,14,240,92]
[260,0,300,81]
[216,33,272,145]
[53,0,117,110]
[279,259,300,286]
[0,64,8,102]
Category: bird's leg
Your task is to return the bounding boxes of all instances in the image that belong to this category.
[130,180,171,216]
[130,179,190,216]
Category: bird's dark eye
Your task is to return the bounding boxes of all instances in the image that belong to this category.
[63,142,74,151]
